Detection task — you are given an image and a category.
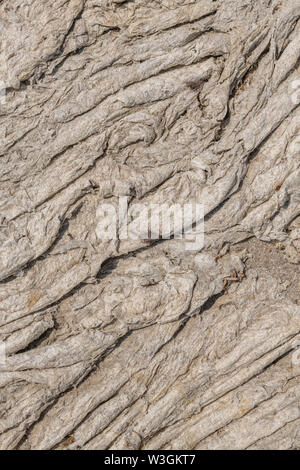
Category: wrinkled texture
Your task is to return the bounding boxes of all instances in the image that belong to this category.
[0,0,299,450]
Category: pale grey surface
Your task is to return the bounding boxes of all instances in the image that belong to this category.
[0,0,299,450]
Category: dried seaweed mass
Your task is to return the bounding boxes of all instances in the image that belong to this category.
[0,0,299,451]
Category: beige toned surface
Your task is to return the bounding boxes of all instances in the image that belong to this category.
[0,0,299,450]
